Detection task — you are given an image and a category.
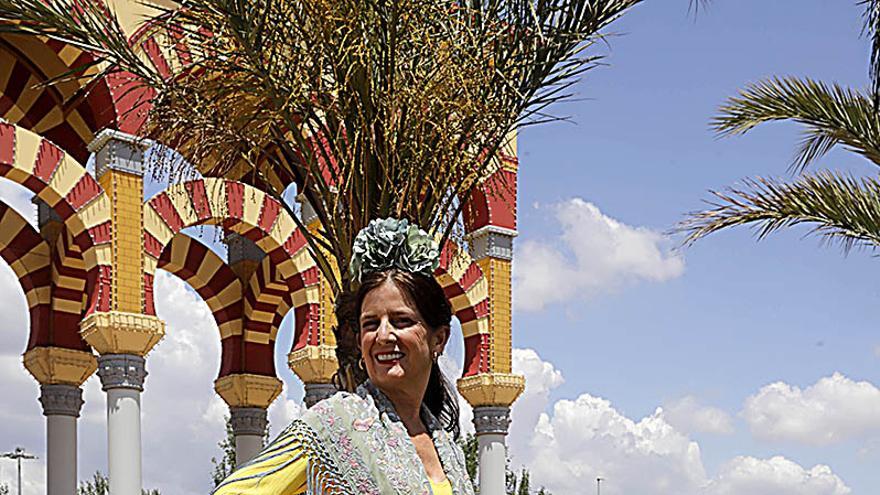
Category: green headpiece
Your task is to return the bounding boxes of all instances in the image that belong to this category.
[349,218,440,283]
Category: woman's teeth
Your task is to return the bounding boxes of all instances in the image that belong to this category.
[376,352,404,363]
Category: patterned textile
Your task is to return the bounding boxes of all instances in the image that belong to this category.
[213,381,475,495]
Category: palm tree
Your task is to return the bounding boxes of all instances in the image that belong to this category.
[0,0,644,387]
[680,1,880,253]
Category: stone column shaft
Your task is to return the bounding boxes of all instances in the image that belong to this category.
[39,384,84,495]
[230,407,268,466]
[473,406,512,495]
[97,354,147,495]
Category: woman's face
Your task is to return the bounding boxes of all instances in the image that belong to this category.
[359,279,448,401]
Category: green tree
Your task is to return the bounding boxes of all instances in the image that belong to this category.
[78,471,160,495]
[211,414,271,487]
[458,432,479,486]
[680,1,880,253]
[457,433,550,495]
[210,416,237,488]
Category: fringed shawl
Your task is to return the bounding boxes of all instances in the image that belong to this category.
[213,381,475,495]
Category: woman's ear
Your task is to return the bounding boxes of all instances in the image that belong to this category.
[432,325,450,355]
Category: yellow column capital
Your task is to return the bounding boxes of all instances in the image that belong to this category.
[23,346,98,386]
[457,372,525,408]
[80,311,165,356]
[214,373,283,409]
[288,344,339,384]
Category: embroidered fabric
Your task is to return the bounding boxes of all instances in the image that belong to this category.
[213,380,475,495]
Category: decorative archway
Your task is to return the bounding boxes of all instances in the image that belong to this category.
[0,121,112,316]
[143,178,319,379]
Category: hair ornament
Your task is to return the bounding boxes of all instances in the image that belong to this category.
[349,217,440,282]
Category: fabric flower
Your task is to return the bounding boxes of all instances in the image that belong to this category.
[349,217,439,281]
[395,225,440,275]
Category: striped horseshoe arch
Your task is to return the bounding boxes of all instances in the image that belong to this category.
[0,33,120,163]
[0,203,52,346]
[44,226,91,350]
[0,121,112,317]
[435,241,492,377]
[143,178,320,378]
[155,234,249,376]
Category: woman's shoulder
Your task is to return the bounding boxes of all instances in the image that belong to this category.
[300,389,375,423]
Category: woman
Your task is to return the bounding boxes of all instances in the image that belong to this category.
[213,219,474,495]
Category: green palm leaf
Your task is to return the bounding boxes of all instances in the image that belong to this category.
[680,172,880,251]
[713,77,880,172]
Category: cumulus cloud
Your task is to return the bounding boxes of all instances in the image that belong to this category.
[662,396,735,435]
[743,372,880,446]
[507,347,850,495]
[706,456,850,495]
[525,395,708,494]
[0,259,45,495]
[439,354,474,436]
[509,348,564,458]
[0,180,36,226]
[514,199,684,311]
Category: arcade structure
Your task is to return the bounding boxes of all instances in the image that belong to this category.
[0,2,524,493]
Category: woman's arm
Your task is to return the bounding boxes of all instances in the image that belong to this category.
[212,429,308,495]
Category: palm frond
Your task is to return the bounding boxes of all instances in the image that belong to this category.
[713,76,880,172]
[679,171,880,252]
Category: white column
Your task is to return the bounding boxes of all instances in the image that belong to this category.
[39,384,84,495]
[473,406,511,495]
[230,407,267,467]
[97,354,147,495]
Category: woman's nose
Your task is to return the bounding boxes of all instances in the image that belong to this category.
[376,319,396,343]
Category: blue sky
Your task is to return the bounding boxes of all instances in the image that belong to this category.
[509,1,880,493]
[1,2,879,494]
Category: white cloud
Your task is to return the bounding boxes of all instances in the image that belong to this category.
[439,354,474,436]
[743,372,880,446]
[506,347,850,495]
[509,348,564,459]
[0,180,36,226]
[514,199,684,311]
[524,395,708,494]
[705,456,850,495]
[662,396,735,435]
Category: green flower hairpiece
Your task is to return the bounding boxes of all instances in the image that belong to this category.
[350,218,440,282]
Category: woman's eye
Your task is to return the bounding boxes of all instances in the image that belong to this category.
[393,318,413,327]
[361,322,378,332]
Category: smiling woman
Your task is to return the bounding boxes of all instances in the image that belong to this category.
[212,219,472,495]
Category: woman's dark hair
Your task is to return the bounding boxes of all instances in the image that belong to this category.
[354,268,461,439]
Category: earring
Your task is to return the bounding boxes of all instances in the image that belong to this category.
[358,357,366,371]
[432,351,439,362]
